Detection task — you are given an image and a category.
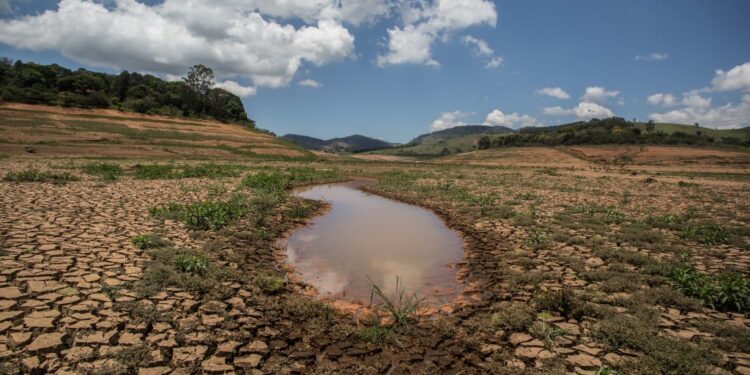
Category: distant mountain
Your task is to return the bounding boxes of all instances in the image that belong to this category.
[281,134,328,150]
[282,134,395,152]
[368,125,516,157]
[409,125,515,145]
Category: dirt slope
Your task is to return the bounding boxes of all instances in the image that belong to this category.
[0,103,309,159]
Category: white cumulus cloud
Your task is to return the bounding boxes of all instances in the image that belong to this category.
[649,61,750,129]
[682,92,712,109]
[712,61,750,92]
[462,35,493,56]
[0,0,356,89]
[647,93,677,107]
[430,110,472,130]
[536,87,570,100]
[213,80,257,97]
[582,86,620,103]
[378,0,497,67]
[484,109,541,129]
[543,102,614,120]
[298,79,323,88]
[650,102,750,129]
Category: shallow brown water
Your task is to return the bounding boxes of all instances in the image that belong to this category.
[283,181,464,305]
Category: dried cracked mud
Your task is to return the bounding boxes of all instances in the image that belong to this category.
[0,157,749,375]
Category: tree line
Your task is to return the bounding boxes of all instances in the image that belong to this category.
[0,58,253,126]
[477,117,749,149]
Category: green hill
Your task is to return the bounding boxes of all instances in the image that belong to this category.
[372,125,514,157]
[484,118,750,148]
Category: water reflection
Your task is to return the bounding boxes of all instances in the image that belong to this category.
[283,181,464,304]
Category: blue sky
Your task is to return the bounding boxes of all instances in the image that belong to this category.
[1,0,749,142]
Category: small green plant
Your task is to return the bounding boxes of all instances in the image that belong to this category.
[595,366,615,375]
[358,324,390,344]
[173,254,209,275]
[130,234,171,249]
[668,256,749,313]
[369,276,423,329]
[529,312,567,349]
[525,227,548,249]
[240,172,287,191]
[680,223,729,245]
[150,197,248,230]
[81,162,122,181]
[4,168,78,184]
[256,274,285,293]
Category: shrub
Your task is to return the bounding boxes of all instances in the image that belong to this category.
[4,168,78,184]
[81,162,122,181]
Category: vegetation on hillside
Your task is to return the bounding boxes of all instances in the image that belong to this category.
[478,117,750,149]
[0,58,253,125]
[283,134,395,152]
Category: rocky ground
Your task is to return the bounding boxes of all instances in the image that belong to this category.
[0,157,748,374]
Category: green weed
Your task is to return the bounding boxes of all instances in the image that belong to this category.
[130,234,171,249]
[173,254,209,275]
[4,168,78,184]
[81,162,122,181]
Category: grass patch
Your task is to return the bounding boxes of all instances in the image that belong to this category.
[488,301,535,331]
[4,168,78,184]
[240,166,341,191]
[134,163,242,180]
[130,234,171,249]
[81,162,122,181]
[137,247,232,299]
[150,196,248,230]
[680,223,729,245]
[255,274,286,294]
[594,314,719,375]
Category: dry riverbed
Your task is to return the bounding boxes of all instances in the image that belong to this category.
[0,157,748,374]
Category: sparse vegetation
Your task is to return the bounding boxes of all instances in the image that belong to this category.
[150,196,248,230]
[4,168,78,184]
[81,162,122,181]
[130,234,171,249]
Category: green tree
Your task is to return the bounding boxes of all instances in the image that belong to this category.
[183,64,214,96]
[645,120,655,134]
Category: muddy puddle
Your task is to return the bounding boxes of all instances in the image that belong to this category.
[282,180,464,306]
